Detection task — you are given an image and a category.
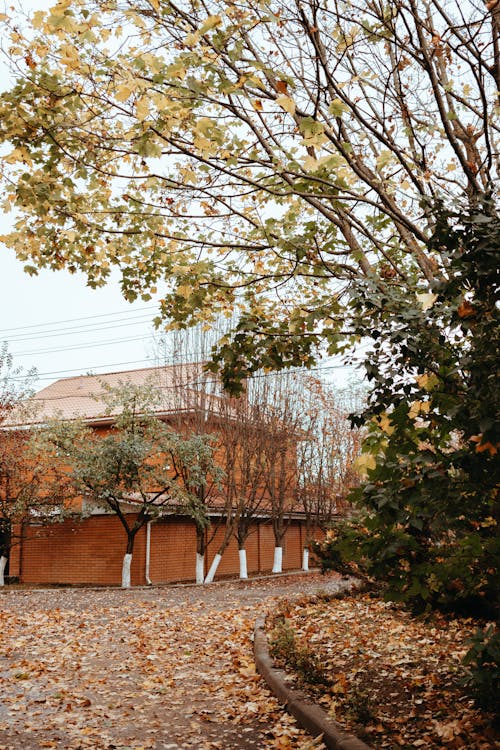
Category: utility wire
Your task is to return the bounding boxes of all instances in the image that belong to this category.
[13,333,153,358]
[5,314,157,343]
[10,358,155,381]
[0,305,157,334]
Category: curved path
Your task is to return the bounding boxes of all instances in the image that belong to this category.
[0,572,349,750]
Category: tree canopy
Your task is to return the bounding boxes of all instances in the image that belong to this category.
[1,0,498,385]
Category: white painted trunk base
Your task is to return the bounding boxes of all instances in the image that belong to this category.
[0,556,7,587]
[145,522,152,585]
[204,553,221,584]
[122,553,132,588]
[272,546,283,574]
[302,547,309,572]
[196,553,205,584]
[239,549,248,579]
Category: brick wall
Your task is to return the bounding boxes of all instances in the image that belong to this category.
[18,514,318,585]
[20,515,146,586]
[149,518,198,583]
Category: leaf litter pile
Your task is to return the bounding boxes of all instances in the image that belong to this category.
[267,591,498,749]
[0,574,345,750]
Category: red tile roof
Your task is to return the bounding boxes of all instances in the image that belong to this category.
[8,363,227,426]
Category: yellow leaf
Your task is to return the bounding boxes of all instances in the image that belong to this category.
[415,373,438,391]
[180,167,197,184]
[136,96,150,121]
[199,15,222,34]
[276,95,296,115]
[328,98,348,117]
[115,84,134,102]
[176,285,192,299]
[354,453,377,476]
[4,147,32,166]
[408,400,431,419]
[60,44,80,70]
[377,413,395,436]
[416,292,438,311]
[303,155,320,171]
[376,149,393,171]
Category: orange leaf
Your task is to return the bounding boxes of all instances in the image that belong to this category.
[475,441,497,456]
[457,300,475,318]
[276,80,288,94]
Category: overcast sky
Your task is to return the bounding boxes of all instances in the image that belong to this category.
[0,0,359,393]
[0,0,178,387]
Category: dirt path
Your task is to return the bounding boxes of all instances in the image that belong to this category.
[0,572,349,750]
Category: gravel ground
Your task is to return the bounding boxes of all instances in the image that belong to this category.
[0,571,352,750]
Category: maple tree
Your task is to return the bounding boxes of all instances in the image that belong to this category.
[0,0,497,386]
[0,0,497,619]
[38,381,222,587]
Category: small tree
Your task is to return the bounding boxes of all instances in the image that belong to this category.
[0,423,75,585]
[0,345,68,585]
[40,382,221,587]
[156,324,231,582]
[296,379,363,570]
[255,374,304,573]
[220,394,270,580]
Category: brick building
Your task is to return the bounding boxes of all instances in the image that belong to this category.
[6,365,311,586]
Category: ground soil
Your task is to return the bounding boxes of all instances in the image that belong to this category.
[266,590,499,750]
[0,571,348,750]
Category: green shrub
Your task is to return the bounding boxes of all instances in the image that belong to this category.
[462,625,499,716]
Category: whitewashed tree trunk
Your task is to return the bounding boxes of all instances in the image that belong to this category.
[302,547,309,572]
[239,548,248,579]
[204,553,221,584]
[0,556,7,587]
[145,522,152,585]
[122,553,132,588]
[196,552,205,584]
[272,546,283,573]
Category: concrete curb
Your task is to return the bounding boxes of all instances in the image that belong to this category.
[254,617,372,750]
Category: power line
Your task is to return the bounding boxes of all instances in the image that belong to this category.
[13,333,154,358]
[5,313,157,343]
[0,305,158,335]
[10,358,156,382]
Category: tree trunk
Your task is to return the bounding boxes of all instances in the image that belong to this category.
[204,553,222,584]
[239,548,248,579]
[0,555,8,587]
[272,546,283,573]
[302,547,309,572]
[122,553,133,588]
[196,552,205,584]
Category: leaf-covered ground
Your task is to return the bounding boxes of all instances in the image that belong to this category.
[267,591,498,749]
[0,573,346,750]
